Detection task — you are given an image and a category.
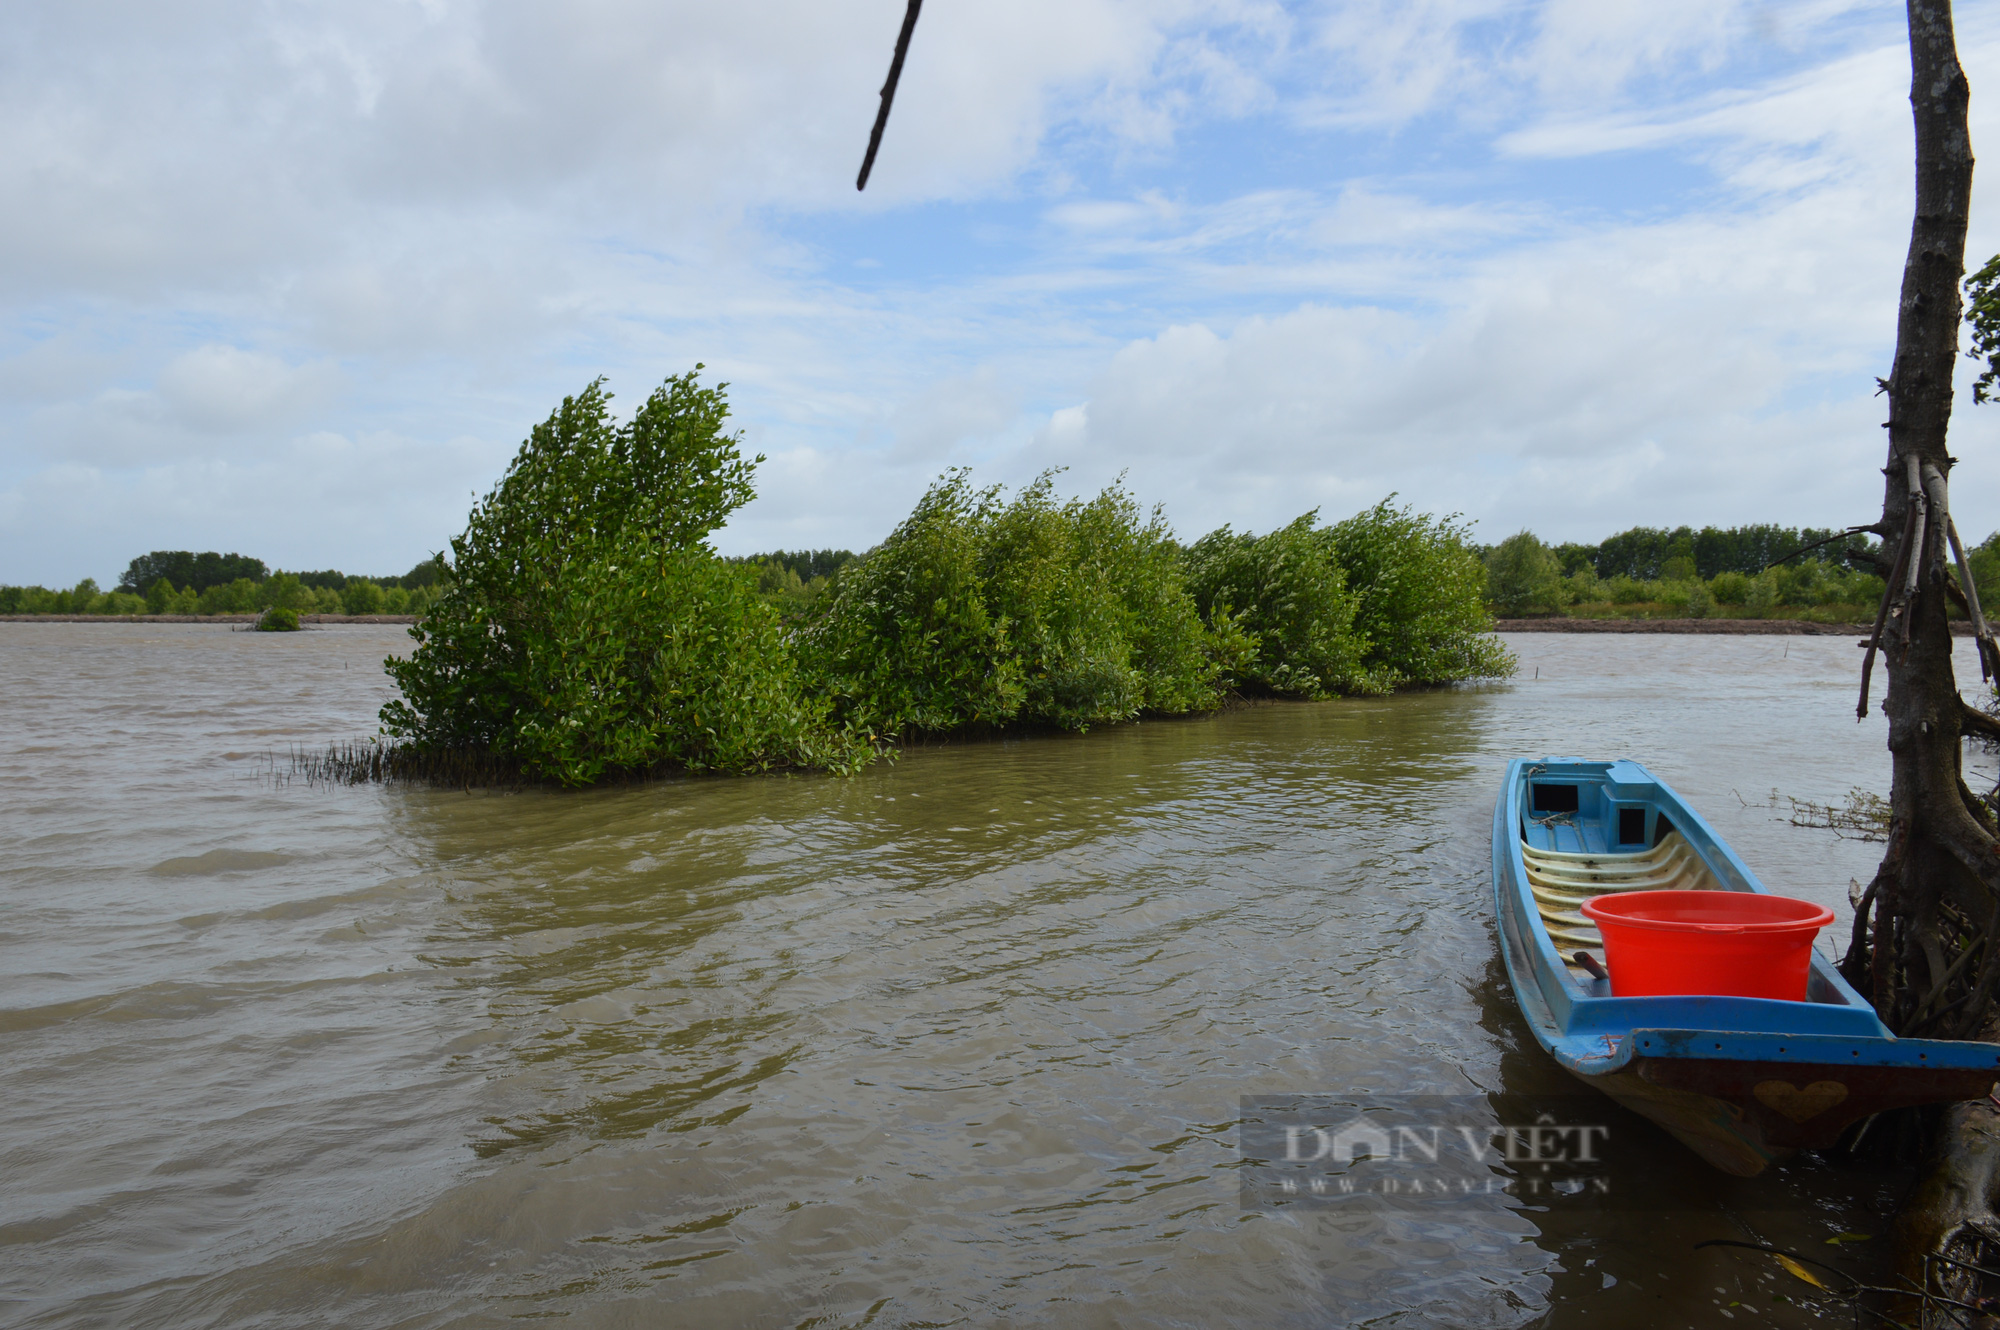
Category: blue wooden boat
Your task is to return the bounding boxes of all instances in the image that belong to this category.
[1493,757,2000,1176]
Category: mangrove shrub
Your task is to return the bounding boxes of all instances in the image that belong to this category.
[381,371,868,783]
[1183,515,1370,697]
[1484,531,1565,616]
[1329,500,1514,687]
[800,471,1231,735]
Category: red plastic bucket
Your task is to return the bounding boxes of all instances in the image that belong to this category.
[1580,889,1835,1000]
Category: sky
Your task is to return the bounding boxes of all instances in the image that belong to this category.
[5,0,2000,585]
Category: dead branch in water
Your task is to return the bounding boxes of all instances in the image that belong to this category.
[1790,788,1893,841]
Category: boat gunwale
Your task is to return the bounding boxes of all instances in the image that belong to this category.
[1493,757,1914,1070]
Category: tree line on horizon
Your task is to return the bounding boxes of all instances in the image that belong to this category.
[0,553,453,618]
[2,520,1917,625]
[1481,524,2000,622]
[0,547,866,619]
[1541,523,1878,582]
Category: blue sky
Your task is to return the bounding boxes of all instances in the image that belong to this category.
[4,0,2000,584]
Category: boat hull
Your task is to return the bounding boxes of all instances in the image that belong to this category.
[1492,757,2000,1177]
[1574,1056,2000,1177]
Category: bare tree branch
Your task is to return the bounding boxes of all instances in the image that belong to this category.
[857,0,924,191]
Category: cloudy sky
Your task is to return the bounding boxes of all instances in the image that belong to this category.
[5,0,2000,585]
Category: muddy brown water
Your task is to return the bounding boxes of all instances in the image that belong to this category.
[2,623,1992,1328]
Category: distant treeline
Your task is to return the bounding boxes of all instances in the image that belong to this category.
[733,549,854,582]
[1543,524,1876,582]
[4,547,852,620]
[118,551,271,593]
[1,553,451,617]
[116,551,446,595]
[726,549,858,610]
[1481,523,2000,623]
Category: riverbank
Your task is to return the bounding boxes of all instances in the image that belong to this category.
[1497,616,1977,635]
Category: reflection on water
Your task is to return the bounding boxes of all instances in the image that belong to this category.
[0,623,1986,1327]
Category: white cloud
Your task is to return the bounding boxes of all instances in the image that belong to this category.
[154,346,341,434]
[4,0,2000,584]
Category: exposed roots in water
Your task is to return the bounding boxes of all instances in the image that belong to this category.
[1894,1100,2000,1327]
[276,740,847,790]
[281,740,528,789]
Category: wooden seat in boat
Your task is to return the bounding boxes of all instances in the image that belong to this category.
[1521,832,1720,951]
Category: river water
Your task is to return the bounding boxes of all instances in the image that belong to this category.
[2,623,1993,1329]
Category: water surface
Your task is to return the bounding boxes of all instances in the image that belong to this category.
[1,623,1987,1328]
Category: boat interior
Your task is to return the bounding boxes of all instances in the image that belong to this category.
[1524,835,1717,951]
[1516,765,1849,1006]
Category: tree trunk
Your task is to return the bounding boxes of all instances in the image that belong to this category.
[1843,0,1984,1040]
[1840,0,2000,1294]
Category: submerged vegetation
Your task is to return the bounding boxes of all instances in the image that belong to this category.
[331,369,1514,785]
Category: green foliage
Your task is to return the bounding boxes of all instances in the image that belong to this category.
[381,370,867,784]
[1485,532,1565,616]
[261,573,313,612]
[4,565,425,617]
[991,474,1224,724]
[1078,485,1233,714]
[1709,571,1751,605]
[805,483,1506,724]
[342,579,386,614]
[1967,254,2000,405]
[1660,554,1697,582]
[1327,500,1512,686]
[117,551,268,595]
[1509,539,1885,619]
[798,472,1023,734]
[1744,570,1779,615]
[256,607,302,632]
[1587,524,1876,580]
[1552,542,1599,577]
[744,559,838,615]
[195,578,259,614]
[399,557,446,590]
[1967,532,2000,615]
[1185,514,1371,697]
[744,549,855,582]
[802,471,1232,733]
[977,474,1146,727]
